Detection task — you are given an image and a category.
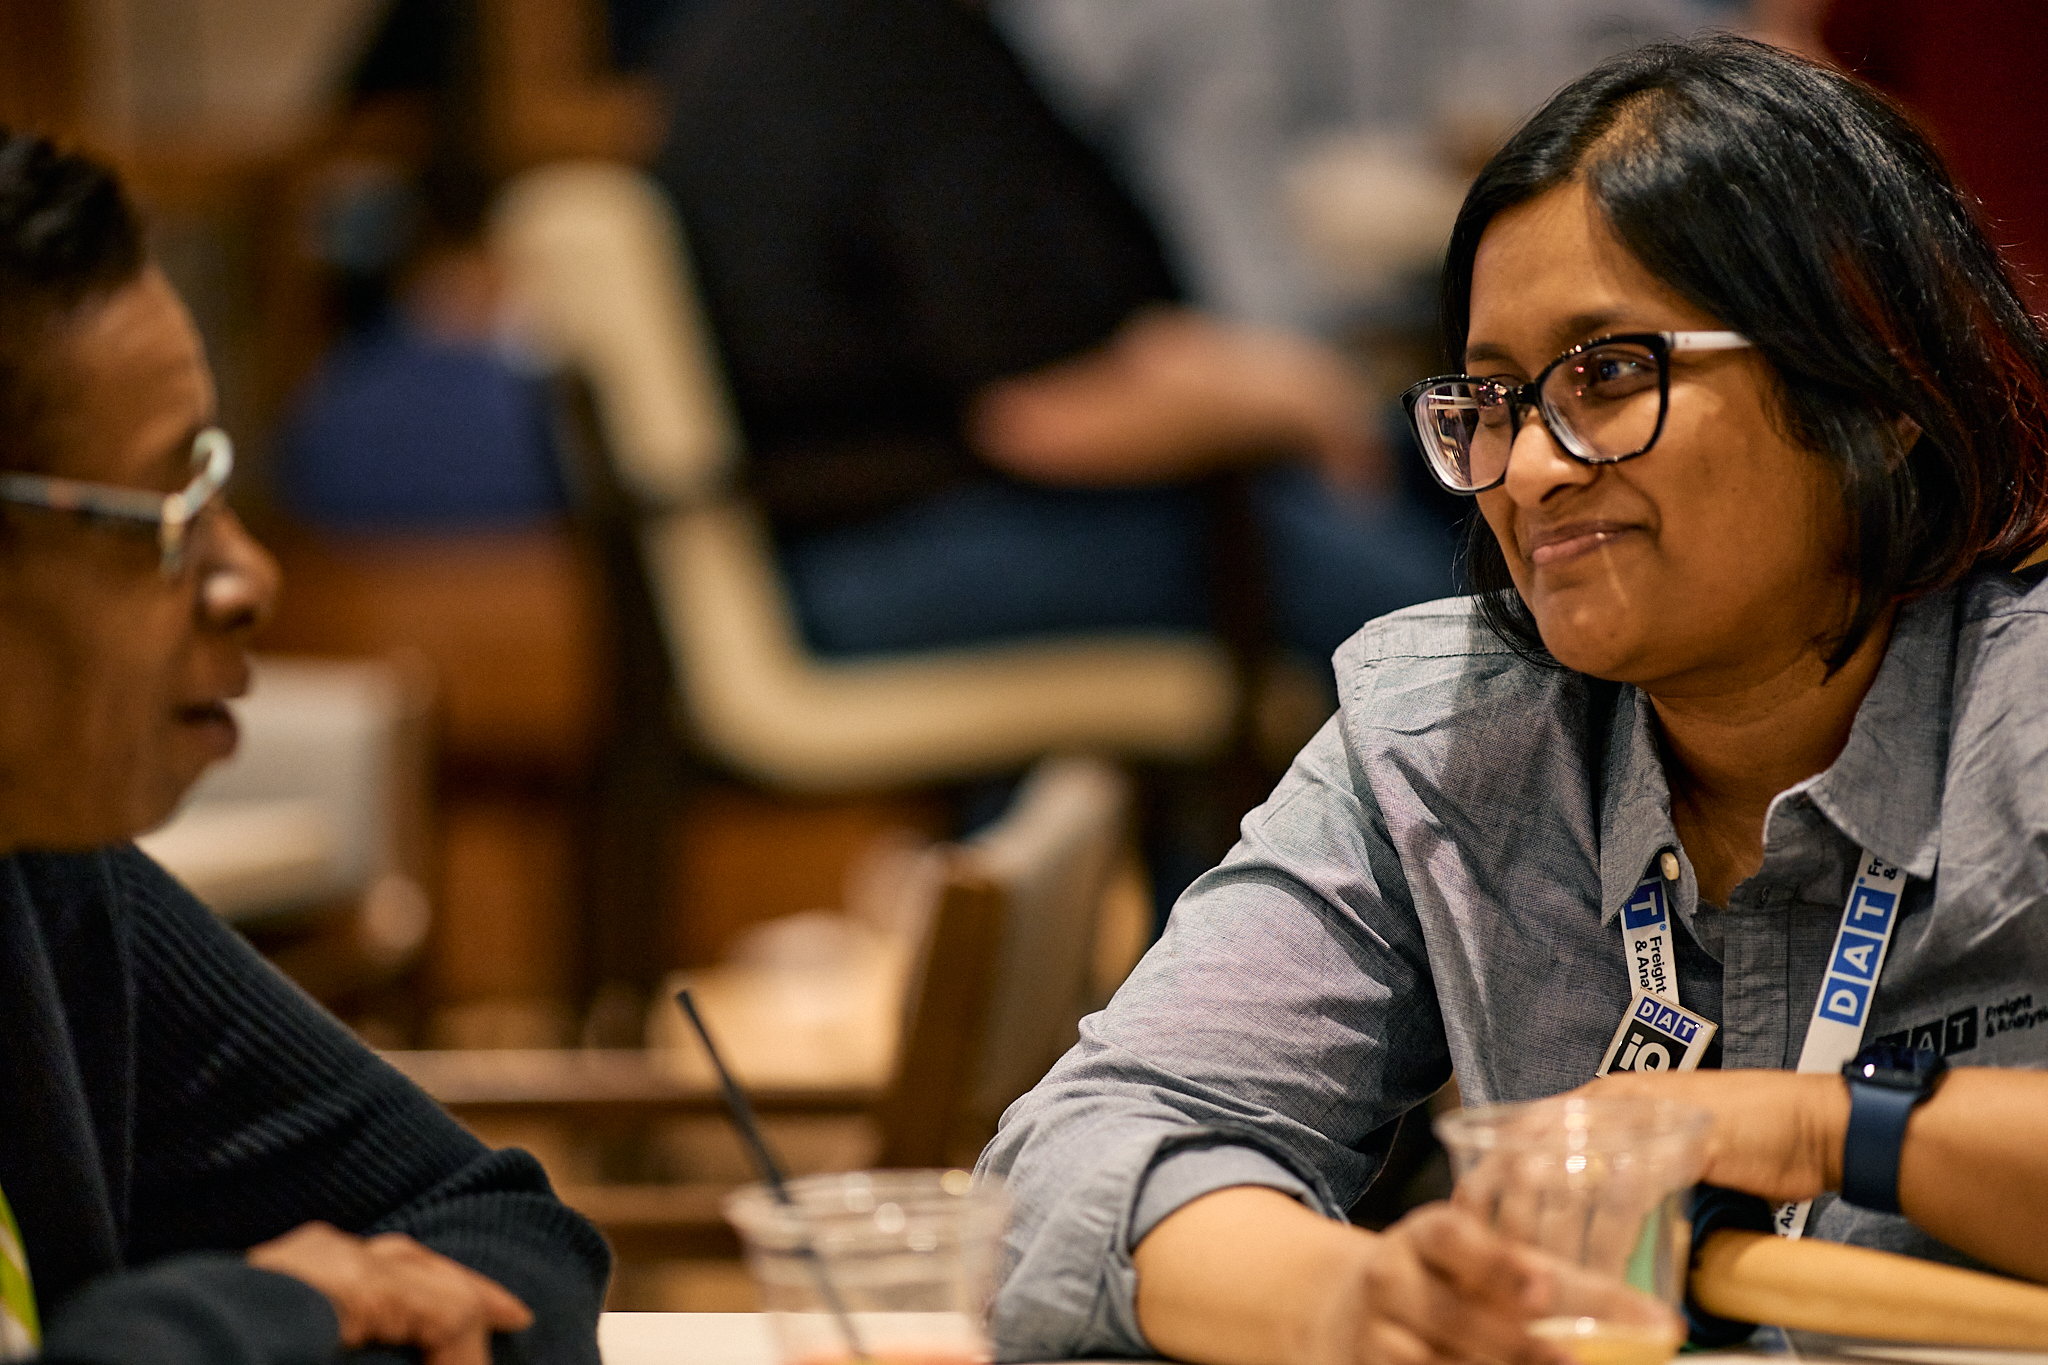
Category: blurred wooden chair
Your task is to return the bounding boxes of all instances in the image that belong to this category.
[140,654,437,1018]
[386,753,1138,1265]
[257,526,611,1048]
[487,162,1236,1016]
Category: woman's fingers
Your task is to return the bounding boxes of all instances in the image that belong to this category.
[1362,1207,1569,1365]
[1402,1202,1549,1309]
[248,1222,532,1363]
[1356,1319,1448,1365]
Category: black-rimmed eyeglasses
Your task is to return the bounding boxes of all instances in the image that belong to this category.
[1401,331,1754,495]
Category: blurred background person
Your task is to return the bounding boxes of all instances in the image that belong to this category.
[650,0,1456,686]
[991,0,1745,338]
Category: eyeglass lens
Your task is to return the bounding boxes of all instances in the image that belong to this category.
[1412,341,1665,492]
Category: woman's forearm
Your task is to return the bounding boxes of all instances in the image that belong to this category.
[1133,1187,1373,1365]
[1133,1187,1569,1365]
[1896,1068,2048,1280]
[1596,1065,2048,1283]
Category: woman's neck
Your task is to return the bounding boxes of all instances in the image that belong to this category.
[1649,607,1896,904]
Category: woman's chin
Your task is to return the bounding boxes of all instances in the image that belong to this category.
[1532,609,1655,681]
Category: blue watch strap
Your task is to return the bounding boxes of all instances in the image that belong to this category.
[1840,1079,1919,1214]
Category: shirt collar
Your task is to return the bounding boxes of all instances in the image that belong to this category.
[1796,589,1954,881]
[1597,685,1686,927]
[1596,588,1955,925]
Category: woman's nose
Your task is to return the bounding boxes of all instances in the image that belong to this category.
[197,507,281,633]
[1500,406,1596,506]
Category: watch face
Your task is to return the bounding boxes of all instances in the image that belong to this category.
[1845,1042,1946,1090]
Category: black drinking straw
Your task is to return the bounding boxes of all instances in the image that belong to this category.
[676,989,872,1364]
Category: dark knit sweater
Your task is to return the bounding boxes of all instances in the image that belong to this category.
[0,845,609,1364]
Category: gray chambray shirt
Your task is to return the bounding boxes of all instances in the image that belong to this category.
[978,571,2048,1361]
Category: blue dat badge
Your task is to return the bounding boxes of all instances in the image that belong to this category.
[1597,987,1718,1075]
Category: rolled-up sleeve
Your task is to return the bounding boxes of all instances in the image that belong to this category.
[977,713,1454,1360]
[1129,1146,1312,1247]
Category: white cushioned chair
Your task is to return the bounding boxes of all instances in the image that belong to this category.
[489,161,1240,793]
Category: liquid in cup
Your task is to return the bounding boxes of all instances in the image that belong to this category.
[1529,1313,1690,1365]
[1437,1095,1713,1365]
[723,1169,1009,1365]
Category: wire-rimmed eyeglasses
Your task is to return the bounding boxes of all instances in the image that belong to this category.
[0,427,234,575]
[1401,331,1754,495]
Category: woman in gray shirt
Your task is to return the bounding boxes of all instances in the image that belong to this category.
[982,35,2048,1365]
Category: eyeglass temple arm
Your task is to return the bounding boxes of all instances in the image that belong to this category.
[1667,331,1753,353]
[163,430,234,526]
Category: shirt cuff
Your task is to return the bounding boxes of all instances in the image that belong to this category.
[1128,1143,1315,1250]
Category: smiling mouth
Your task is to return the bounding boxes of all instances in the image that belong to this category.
[1528,525,1640,568]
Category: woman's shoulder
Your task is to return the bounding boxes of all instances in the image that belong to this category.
[1325,597,1618,815]
[1334,595,1602,728]
[1337,595,1511,666]
[1954,567,2048,692]
[1945,568,2048,815]
[1958,563,2048,617]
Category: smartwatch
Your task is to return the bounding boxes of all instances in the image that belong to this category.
[1839,1042,1947,1215]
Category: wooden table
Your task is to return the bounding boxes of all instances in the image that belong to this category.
[594,1316,2048,1365]
[600,1313,775,1365]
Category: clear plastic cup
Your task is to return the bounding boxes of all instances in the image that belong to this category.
[723,1169,1010,1365]
[1436,1095,1713,1365]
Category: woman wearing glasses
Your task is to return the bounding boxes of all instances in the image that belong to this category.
[0,132,604,1362]
[983,35,2048,1365]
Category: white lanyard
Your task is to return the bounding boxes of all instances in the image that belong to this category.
[1774,849,1906,1236]
[1601,846,1908,1237]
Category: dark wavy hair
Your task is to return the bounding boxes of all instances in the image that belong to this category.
[1444,35,2048,668]
[0,127,147,472]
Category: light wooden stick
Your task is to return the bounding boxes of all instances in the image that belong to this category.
[1693,1230,2048,1347]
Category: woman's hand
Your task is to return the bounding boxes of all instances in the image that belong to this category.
[1322,1203,1570,1365]
[1579,1068,1847,1204]
[247,1221,533,1365]
[1133,1186,1571,1365]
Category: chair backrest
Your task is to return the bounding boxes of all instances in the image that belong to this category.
[958,756,1134,1143]
[870,754,1132,1167]
[492,161,739,507]
[872,862,1006,1168]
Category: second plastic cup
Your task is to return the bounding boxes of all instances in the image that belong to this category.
[1436,1095,1713,1365]
[723,1169,1010,1365]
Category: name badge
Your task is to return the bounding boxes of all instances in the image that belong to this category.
[1595,986,1718,1075]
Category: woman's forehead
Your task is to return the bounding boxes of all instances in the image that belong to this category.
[38,269,213,489]
[1466,183,1712,364]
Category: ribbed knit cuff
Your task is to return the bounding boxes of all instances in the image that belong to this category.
[40,1254,339,1365]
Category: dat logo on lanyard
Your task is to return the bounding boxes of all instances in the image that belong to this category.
[1596,864,1718,1076]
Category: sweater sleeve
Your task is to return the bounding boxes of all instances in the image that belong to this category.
[43,846,609,1365]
